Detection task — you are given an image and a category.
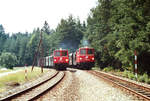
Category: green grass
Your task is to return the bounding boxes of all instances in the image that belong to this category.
[0,67,49,93]
[0,69,12,73]
[0,67,24,73]
[137,73,150,84]
[122,70,150,83]
[101,67,150,84]
[103,66,114,72]
[92,67,100,70]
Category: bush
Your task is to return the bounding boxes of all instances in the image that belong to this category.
[122,70,130,78]
[122,70,137,80]
[115,69,121,72]
[138,73,150,83]
[146,79,150,84]
[143,73,150,83]
[128,73,136,80]
[138,75,145,82]
[144,77,150,84]
[92,67,100,70]
[0,52,18,69]
[103,66,113,72]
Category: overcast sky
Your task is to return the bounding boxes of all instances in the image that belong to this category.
[0,0,97,34]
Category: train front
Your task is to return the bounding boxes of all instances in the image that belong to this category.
[53,49,69,70]
[76,47,95,69]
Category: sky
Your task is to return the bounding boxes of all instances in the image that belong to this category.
[0,0,97,34]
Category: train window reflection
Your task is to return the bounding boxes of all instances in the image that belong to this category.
[62,51,67,56]
[87,49,94,54]
[80,49,86,54]
[54,51,60,56]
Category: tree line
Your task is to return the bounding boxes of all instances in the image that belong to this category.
[0,0,150,75]
[0,16,85,68]
[85,0,150,74]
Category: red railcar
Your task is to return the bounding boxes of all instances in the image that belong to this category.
[53,49,69,70]
[74,47,95,69]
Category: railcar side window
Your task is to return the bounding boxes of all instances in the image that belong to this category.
[62,51,67,56]
[54,51,60,56]
[87,49,94,54]
[80,49,86,54]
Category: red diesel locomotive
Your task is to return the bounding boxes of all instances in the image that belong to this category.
[69,47,95,69]
[39,47,94,70]
[53,49,69,70]
[38,48,69,70]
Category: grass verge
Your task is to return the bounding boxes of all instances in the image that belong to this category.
[102,67,150,84]
[0,69,13,73]
[0,67,49,93]
[92,67,101,70]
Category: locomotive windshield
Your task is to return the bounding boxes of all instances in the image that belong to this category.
[54,51,60,56]
[87,49,94,54]
[80,49,86,54]
[62,51,68,56]
[54,51,68,56]
[80,48,94,54]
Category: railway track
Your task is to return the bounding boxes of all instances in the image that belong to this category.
[89,70,150,101]
[0,71,65,101]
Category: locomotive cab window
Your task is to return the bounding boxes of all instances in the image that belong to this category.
[80,49,86,54]
[87,49,94,54]
[62,51,68,56]
[54,51,60,56]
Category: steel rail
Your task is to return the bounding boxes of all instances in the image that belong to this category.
[28,71,65,101]
[89,71,150,101]
[0,71,65,101]
[99,71,150,92]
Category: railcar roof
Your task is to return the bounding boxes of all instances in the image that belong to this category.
[79,47,94,49]
[45,55,53,58]
[54,49,68,51]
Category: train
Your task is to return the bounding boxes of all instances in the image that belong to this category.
[53,49,69,70]
[39,48,69,70]
[69,47,95,70]
[38,47,95,70]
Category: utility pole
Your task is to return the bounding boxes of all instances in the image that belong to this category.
[41,30,44,73]
[31,29,44,73]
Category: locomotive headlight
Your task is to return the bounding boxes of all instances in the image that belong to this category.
[92,57,94,60]
[80,57,82,60]
[66,59,69,62]
[54,59,57,62]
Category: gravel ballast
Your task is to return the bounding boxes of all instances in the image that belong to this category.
[0,69,57,100]
[1,68,141,101]
[36,69,140,101]
[75,70,139,101]
[36,71,80,101]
